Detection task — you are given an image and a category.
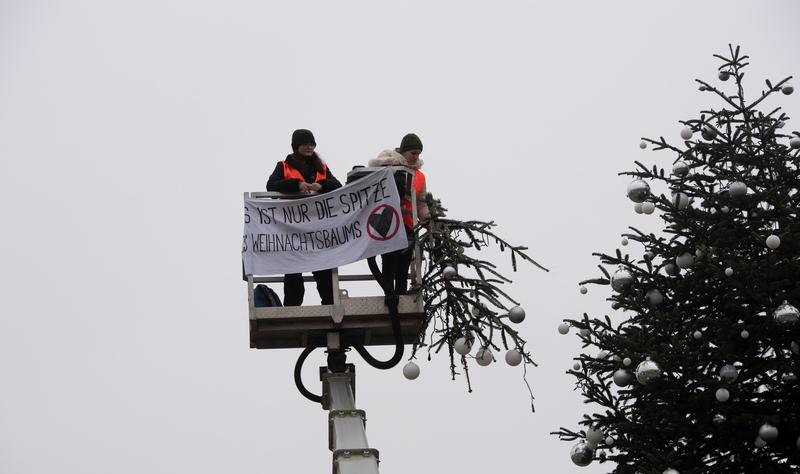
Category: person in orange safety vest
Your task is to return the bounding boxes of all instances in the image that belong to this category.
[266,129,342,306]
[367,133,430,294]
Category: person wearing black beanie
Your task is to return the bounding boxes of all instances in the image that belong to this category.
[266,129,342,306]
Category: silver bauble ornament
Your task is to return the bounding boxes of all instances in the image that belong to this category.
[718,71,730,81]
[643,251,655,261]
[664,263,680,276]
[635,359,662,385]
[759,423,778,443]
[672,192,690,210]
[558,322,570,335]
[720,205,729,213]
[570,441,593,467]
[402,361,420,380]
[442,265,458,279]
[627,179,650,203]
[579,328,590,337]
[471,306,482,317]
[621,237,629,246]
[672,160,689,177]
[755,437,766,448]
[766,234,781,249]
[782,84,794,95]
[579,285,588,295]
[611,267,635,292]
[725,267,734,277]
[796,435,800,450]
[475,347,493,366]
[719,364,738,382]
[646,289,664,306]
[663,469,680,474]
[676,252,694,269]
[773,301,799,326]
[713,414,726,424]
[454,337,472,355]
[790,137,800,149]
[505,349,522,366]
[634,203,643,214]
[641,202,655,214]
[741,330,750,339]
[680,127,693,140]
[597,350,609,360]
[639,140,647,149]
[622,357,632,366]
[693,330,702,340]
[702,125,717,140]
[716,388,730,402]
[605,436,615,446]
[508,305,525,324]
[791,341,800,355]
[586,427,604,447]
[573,362,582,371]
[728,181,747,198]
[613,369,633,387]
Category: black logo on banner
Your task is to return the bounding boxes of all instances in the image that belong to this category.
[367,204,401,241]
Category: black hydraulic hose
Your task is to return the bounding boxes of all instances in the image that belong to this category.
[294,344,322,404]
[351,257,405,369]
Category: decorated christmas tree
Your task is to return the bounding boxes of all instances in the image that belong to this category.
[554,46,800,472]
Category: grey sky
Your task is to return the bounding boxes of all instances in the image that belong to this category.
[2,1,799,473]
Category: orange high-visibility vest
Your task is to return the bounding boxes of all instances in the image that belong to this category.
[401,169,425,229]
[282,161,327,183]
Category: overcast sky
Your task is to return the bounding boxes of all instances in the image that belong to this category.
[2,1,799,473]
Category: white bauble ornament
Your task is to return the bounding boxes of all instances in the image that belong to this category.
[558,322,570,335]
[442,265,458,279]
[720,205,730,213]
[475,348,493,366]
[759,423,778,443]
[782,84,794,95]
[621,237,629,246]
[716,388,730,402]
[680,127,693,140]
[641,202,655,214]
[719,364,738,382]
[508,305,525,324]
[725,267,734,277]
[611,267,635,292]
[573,362,582,371]
[586,427,604,447]
[627,179,650,203]
[505,349,522,366]
[639,140,647,149]
[741,330,750,339]
[766,234,781,249]
[579,328,590,337]
[646,289,664,306]
[570,441,593,467]
[676,252,694,269]
[693,330,702,340]
[402,361,420,380]
[580,285,588,295]
[790,137,800,149]
[635,359,662,385]
[773,301,799,326]
[672,160,689,177]
[622,357,632,366]
[718,71,730,81]
[672,192,690,210]
[755,437,766,448]
[605,436,615,446]
[664,263,680,276]
[634,203,643,214]
[728,181,747,198]
[791,341,800,355]
[643,251,655,261]
[613,369,633,387]
[454,337,472,355]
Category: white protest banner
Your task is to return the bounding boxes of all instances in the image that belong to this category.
[242,167,409,275]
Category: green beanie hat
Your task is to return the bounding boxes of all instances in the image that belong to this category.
[399,133,423,153]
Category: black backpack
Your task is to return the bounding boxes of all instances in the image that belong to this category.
[253,284,282,307]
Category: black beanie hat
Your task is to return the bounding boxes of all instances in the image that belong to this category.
[291,129,316,150]
[399,133,423,153]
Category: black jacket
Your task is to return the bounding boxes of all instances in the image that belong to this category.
[266,153,342,193]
